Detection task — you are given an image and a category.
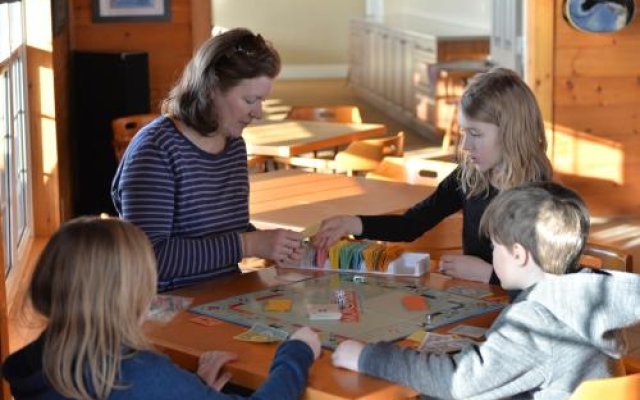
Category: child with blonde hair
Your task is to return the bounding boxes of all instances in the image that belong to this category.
[332,182,640,399]
[2,216,320,399]
[312,68,553,286]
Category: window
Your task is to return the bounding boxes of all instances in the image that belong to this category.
[0,0,32,275]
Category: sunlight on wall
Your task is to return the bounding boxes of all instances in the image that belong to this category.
[38,66,57,177]
[546,124,624,185]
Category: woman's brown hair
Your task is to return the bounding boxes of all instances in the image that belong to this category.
[162,27,281,136]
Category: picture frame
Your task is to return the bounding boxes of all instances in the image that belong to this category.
[92,0,171,23]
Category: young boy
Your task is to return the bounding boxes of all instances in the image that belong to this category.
[332,182,640,399]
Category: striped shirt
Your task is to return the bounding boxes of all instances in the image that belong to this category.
[112,116,248,290]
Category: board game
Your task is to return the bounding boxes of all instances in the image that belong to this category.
[191,274,505,349]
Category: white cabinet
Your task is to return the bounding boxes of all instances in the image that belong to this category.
[349,16,489,140]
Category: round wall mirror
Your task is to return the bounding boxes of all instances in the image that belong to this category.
[564,0,636,33]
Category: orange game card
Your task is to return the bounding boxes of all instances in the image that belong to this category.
[402,295,429,311]
[264,298,292,312]
[189,315,222,327]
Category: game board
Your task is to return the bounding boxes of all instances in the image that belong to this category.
[191,274,505,349]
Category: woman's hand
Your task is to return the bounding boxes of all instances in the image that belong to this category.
[242,229,304,264]
[311,215,362,250]
[438,254,493,283]
[289,326,322,360]
[331,340,364,372]
[197,351,237,391]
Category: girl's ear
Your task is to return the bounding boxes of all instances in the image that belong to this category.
[511,243,529,267]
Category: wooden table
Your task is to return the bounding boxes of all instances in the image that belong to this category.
[249,170,462,252]
[243,120,387,157]
[145,268,504,400]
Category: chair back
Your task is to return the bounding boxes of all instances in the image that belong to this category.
[286,105,363,124]
[334,132,404,175]
[580,242,633,273]
[366,157,457,186]
[569,372,640,400]
[112,114,158,161]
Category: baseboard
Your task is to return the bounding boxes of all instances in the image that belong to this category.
[279,64,348,80]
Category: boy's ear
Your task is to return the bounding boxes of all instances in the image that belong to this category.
[511,243,529,267]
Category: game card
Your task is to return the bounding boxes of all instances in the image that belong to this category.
[264,298,292,312]
[447,324,488,339]
[446,286,493,299]
[402,295,429,311]
[418,332,473,354]
[307,303,342,320]
[189,315,222,327]
[233,323,289,343]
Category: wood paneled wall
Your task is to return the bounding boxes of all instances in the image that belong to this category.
[529,1,640,215]
[70,0,210,111]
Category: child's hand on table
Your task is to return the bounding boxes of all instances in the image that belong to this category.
[332,340,365,372]
[197,351,237,391]
[311,216,363,249]
[290,326,322,360]
[439,254,493,283]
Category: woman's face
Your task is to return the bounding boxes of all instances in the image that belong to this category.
[459,112,502,173]
[213,76,273,138]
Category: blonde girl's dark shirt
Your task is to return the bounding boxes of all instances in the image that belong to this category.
[358,167,500,284]
[111,116,249,290]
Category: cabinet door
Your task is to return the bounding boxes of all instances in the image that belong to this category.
[491,0,524,75]
[349,21,365,87]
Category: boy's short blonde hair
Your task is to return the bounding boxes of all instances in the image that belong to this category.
[479,182,590,274]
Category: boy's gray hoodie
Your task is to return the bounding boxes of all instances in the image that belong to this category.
[359,269,640,399]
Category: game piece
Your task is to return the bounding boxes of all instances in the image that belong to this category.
[352,275,367,283]
[264,298,292,312]
[307,304,342,320]
[402,295,429,311]
[447,324,488,339]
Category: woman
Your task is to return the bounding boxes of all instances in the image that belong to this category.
[112,28,303,291]
[312,68,553,285]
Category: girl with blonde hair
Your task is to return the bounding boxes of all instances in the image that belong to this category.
[3,216,320,399]
[313,68,553,285]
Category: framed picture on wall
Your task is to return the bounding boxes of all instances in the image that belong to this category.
[92,0,171,23]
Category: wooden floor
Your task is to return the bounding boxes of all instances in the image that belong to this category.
[5,78,640,362]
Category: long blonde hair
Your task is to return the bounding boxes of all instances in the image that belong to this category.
[458,68,553,197]
[30,216,157,399]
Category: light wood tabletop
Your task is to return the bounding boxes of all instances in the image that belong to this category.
[249,169,463,252]
[144,267,505,400]
[243,120,387,157]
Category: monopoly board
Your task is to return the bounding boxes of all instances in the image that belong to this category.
[191,274,505,349]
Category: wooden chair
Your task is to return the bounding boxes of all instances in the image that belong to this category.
[274,131,404,176]
[333,131,405,176]
[366,156,458,186]
[286,105,363,124]
[111,113,158,161]
[285,105,364,159]
[570,357,640,400]
[580,242,633,273]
